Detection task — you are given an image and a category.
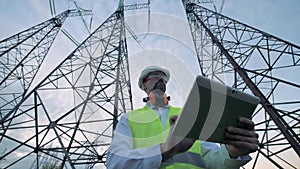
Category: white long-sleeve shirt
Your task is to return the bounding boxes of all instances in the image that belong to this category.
[106,104,251,169]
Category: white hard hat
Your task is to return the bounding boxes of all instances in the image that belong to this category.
[138,65,170,89]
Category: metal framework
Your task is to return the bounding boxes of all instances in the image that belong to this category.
[0,9,92,132]
[0,6,132,169]
[183,1,300,168]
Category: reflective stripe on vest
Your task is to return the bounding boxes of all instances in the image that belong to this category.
[128,106,205,169]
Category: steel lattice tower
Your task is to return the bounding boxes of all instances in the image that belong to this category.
[0,0,299,169]
[0,5,132,168]
[0,9,92,128]
[183,1,300,168]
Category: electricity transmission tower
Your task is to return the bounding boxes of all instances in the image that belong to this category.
[0,9,91,128]
[0,0,299,168]
[0,7,125,169]
[183,1,300,168]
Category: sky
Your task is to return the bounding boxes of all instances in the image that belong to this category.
[0,0,300,168]
[1,0,300,44]
[1,0,300,100]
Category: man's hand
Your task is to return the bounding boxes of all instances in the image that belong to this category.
[225,117,259,158]
[160,116,195,162]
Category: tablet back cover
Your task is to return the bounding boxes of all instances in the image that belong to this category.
[173,76,260,144]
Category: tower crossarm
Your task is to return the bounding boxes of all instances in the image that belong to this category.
[67,9,93,17]
[117,0,150,11]
[122,2,150,11]
[183,0,213,5]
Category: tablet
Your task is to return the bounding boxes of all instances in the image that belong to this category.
[172,75,260,144]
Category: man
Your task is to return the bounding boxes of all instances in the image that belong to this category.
[106,65,259,169]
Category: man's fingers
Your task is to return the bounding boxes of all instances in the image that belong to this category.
[225,131,259,144]
[225,117,259,157]
[226,140,259,153]
[238,117,255,130]
[226,127,259,138]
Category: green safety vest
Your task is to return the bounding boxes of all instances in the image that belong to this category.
[128,106,205,169]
